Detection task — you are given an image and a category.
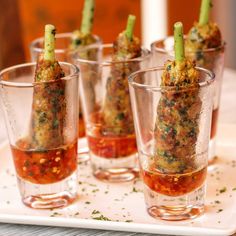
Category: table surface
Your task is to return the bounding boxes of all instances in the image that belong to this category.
[0,68,235,236]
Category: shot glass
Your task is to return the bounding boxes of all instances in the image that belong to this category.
[151,37,225,162]
[30,32,101,139]
[74,44,151,182]
[0,62,79,209]
[129,67,214,220]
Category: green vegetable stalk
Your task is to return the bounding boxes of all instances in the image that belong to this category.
[70,0,99,117]
[30,24,66,149]
[102,14,141,135]
[185,0,222,66]
[81,0,94,34]
[70,0,97,53]
[199,0,211,26]
[43,24,56,61]
[125,15,136,41]
[174,22,185,63]
[154,22,201,174]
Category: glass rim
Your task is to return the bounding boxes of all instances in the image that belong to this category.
[74,43,151,66]
[30,32,101,53]
[128,66,215,91]
[0,62,79,88]
[151,36,226,54]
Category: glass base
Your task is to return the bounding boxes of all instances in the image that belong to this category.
[77,150,90,163]
[78,154,90,163]
[77,142,90,163]
[17,171,78,209]
[208,137,217,165]
[91,152,139,182]
[143,183,205,221]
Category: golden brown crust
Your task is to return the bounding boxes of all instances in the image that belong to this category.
[185,21,222,52]
[154,59,201,174]
[102,32,142,135]
[70,30,97,50]
[161,59,199,87]
[113,32,141,61]
[31,57,66,149]
[35,58,65,82]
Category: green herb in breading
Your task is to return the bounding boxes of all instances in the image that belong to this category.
[186,0,222,53]
[70,0,99,123]
[70,0,97,52]
[102,14,141,135]
[30,24,66,149]
[154,22,201,174]
[185,0,223,146]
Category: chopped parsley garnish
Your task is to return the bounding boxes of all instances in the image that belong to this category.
[92,215,111,221]
[91,210,111,221]
[92,210,100,214]
[125,220,133,223]
[92,189,99,193]
[219,187,227,193]
[132,187,142,193]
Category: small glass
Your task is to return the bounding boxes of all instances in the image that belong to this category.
[30,32,101,141]
[151,37,225,162]
[0,62,79,209]
[30,32,101,62]
[74,44,151,182]
[128,67,214,220]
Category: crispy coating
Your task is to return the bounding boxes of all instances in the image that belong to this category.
[154,59,201,174]
[70,31,99,116]
[185,21,223,78]
[70,30,97,50]
[30,58,66,150]
[185,22,222,52]
[70,30,98,61]
[102,32,141,135]
[113,32,141,60]
[35,58,65,82]
[161,60,199,86]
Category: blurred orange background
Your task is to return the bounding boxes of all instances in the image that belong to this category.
[1,0,233,69]
[18,0,141,60]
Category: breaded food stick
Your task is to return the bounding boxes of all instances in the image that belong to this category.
[102,15,141,135]
[185,0,222,63]
[30,24,66,150]
[154,22,201,174]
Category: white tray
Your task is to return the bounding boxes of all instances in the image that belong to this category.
[0,124,236,236]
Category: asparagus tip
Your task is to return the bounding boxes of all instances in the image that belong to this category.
[43,24,56,61]
[125,14,136,40]
[174,21,185,62]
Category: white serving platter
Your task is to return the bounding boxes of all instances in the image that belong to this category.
[0,124,236,236]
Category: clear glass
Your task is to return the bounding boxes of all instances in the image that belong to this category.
[0,62,79,209]
[30,32,101,143]
[151,37,225,162]
[74,44,151,182]
[129,67,214,220]
[30,32,101,62]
